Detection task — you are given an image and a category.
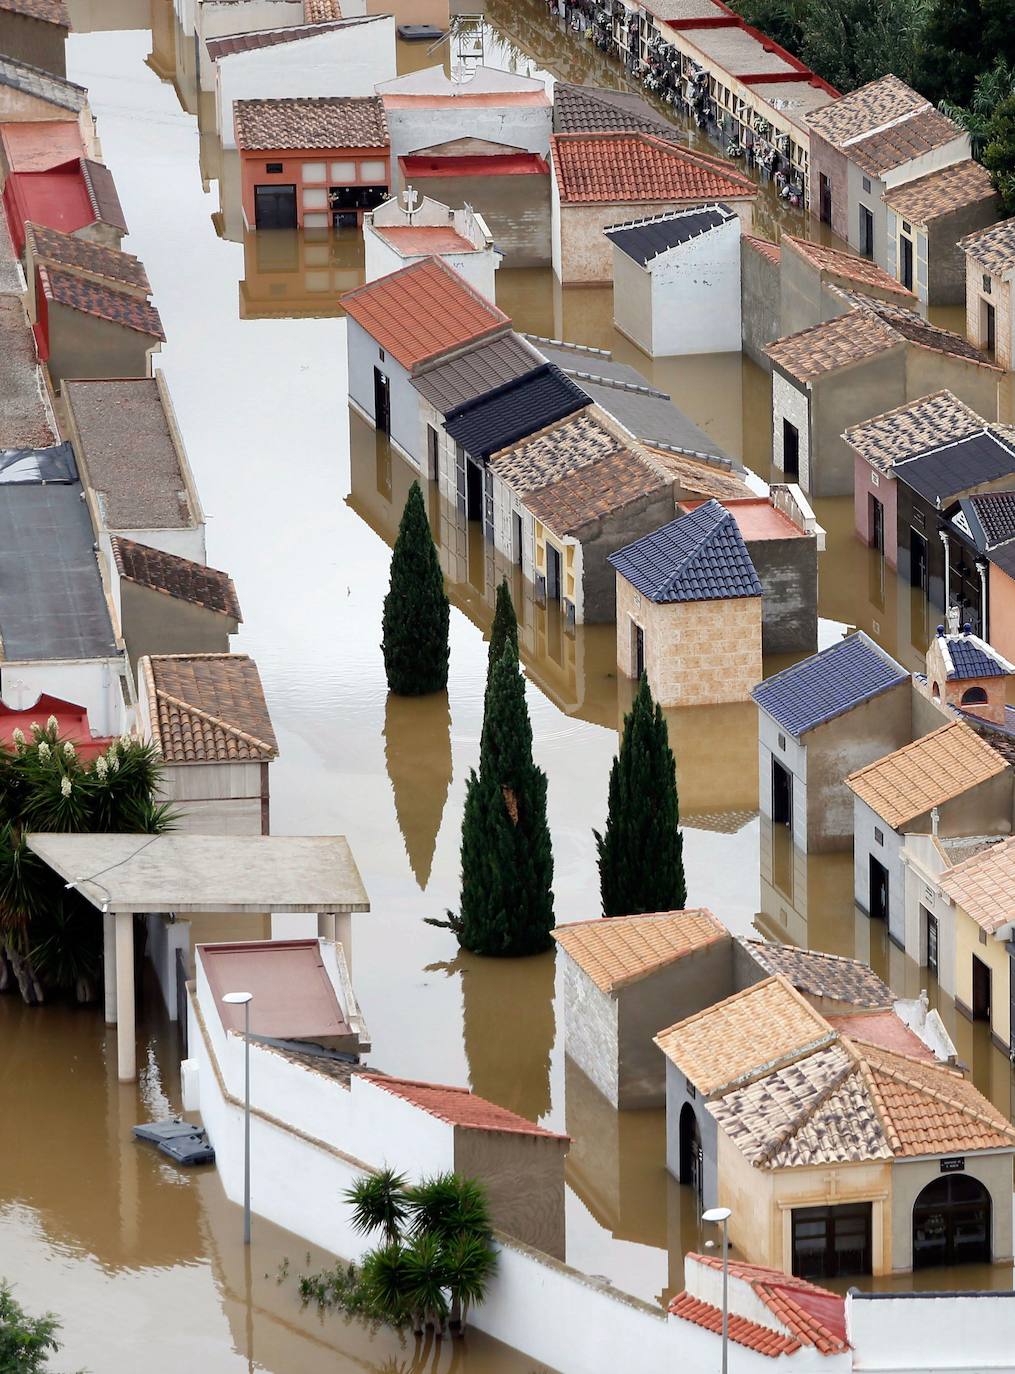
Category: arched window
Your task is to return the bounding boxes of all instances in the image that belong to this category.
[913,1174,991,1269]
[932,681,941,701]
[961,686,988,705]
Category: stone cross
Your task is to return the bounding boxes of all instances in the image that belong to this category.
[401,186,419,221]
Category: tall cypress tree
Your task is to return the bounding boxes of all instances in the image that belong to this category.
[434,643,554,956]
[594,675,686,917]
[381,482,450,696]
[486,581,518,705]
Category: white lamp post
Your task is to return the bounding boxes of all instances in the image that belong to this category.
[703,1206,732,1374]
[223,991,254,1244]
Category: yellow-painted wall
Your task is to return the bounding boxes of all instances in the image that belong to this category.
[954,902,1011,1048]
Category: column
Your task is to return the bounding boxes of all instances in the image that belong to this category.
[115,910,136,1082]
[317,911,337,943]
[103,909,117,1025]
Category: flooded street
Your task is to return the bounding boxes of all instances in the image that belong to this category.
[2,2,1014,1369]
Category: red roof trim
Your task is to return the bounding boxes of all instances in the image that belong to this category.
[668,1293,802,1357]
[360,1073,570,1140]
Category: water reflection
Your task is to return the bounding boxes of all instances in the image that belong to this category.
[384,691,453,889]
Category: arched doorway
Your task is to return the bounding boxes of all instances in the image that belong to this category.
[679,1103,702,1202]
[913,1174,991,1269]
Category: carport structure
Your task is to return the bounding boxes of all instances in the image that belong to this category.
[26,833,370,1081]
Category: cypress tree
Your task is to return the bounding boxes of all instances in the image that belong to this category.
[381,482,450,696]
[594,675,686,917]
[434,644,554,956]
[485,581,518,705]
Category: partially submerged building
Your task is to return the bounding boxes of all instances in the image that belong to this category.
[0,56,97,156]
[961,217,1015,371]
[882,160,1000,306]
[363,193,499,300]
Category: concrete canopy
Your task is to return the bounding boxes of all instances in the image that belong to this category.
[25,833,370,914]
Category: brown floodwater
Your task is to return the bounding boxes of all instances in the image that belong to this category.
[3,6,1014,1371]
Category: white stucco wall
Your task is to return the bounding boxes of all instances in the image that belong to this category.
[362,227,498,299]
[0,657,130,737]
[648,216,742,356]
[771,369,811,490]
[901,834,958,996]
[757,707,808,852]
[846,1290,1015,1373]
[198,0,303,90]
[853,796,907,944]
[346,316,423,468]
[214,19,396,145]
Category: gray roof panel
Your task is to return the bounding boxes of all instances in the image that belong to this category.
[411,332,541,414]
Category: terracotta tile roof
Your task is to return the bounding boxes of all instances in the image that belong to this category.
[205,20,350,60]
[938,831,1015,935]
[522,446,670,536]
[80,159,127,233]
[849,109,962,177]
[667,1293,802,1358]
[960,217,1015,277]
[341,256,509,371]
[884,159,997,224]
[827,1010,936,1061]
[304,0,339,17]
[850,292,996,367]
[374,225,477,257]
[142,654,278,763]
[766,308,899,381]
[39,266,164,339]
[654,975,837,1096]
[233,96,387,152]
[490,408,618,494]
[360,1075,568,1139]
[553,82,680,140]
[550,132,755,205]
[0,0,68,26]
[111,537,241,621]
[782,235,914,299]
[552,909,728,993]
[843,390,984,474]
[644,446,753,499]
[862,1043,1015,1155]
[709,1043,893,1168]
[25,222,150,293]
[682,1254,849,1355]
[846,720,1009,829]
[806,74,932,147]
[742,940,893,1008]
[743,234,781,266]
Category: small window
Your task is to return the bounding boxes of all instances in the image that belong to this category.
[862,175,871,193]
[902,220,911,234]
[687,1080,696,1099]
[378,348,385,361]
[913,508,926,528]
[979,929,988,947]
[265,162,283,173]
[983,274,992,295]
[874,827,884,846]
[961,686,988,705]
[871,470,879,487]
[778,733,786,751]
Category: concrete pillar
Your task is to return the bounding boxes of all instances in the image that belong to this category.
[115,911,136,1082]
[317,911,337,943]
[103,909,117,1025]
[336,912,352,971]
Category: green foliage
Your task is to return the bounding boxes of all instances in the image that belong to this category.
[0,1281,61,1374]
[346,1169,410,1246]
[595,676,686,918]
[485,582,518,707]
[939,58,1015,157]
[381,483,450,696]
[439,644,554,957]
[796,0,926,92]
[920,0,1015,106]
[983,92,1015,215]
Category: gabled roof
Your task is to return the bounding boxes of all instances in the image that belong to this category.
[0,56,85,113]
[522,446,670,537]
[751,631,908,738]
[25,221,150,292]
[667,1292,804,1358]
[781,234,914,299]
[142,653,278,764]
[490,408,622,495]
[604,204,735,266]
[743,234,781,266]
[892,428,1015,504]
[938,831,1015,935]
[960,217,1015,277]
[0,0,68,27]
[111,537,241,621]
[550,132,755,205]
[608,498,762,604]
[883,159,997,225]
[956,491,1015,551]
[935,628,1014,680]
[411,331,542,414]
[854,292,996,366]
[39,266,164,338]
[645,447,753,500]
[233,95,387,151]
[360,1074,568,1140]
[843,390,984,475]
[80,158,127,233]
[443,363,589,460]
[863,1042,1015,1155]
[553,82,679,139]
[654,975,837,1097]
[806,74,951,165]
[849,109,963,177]
[341,256,509,371]
[845,720,1008,830]
[552,909,728,994]
[742,939,893,1008]
[205,18,361,60]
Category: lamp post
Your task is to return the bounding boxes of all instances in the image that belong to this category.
[703,1206,732,1374]
[223,991,254,1245]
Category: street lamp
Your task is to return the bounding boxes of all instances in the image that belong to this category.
[703,1206,732,1374]
[223,991,254,1245]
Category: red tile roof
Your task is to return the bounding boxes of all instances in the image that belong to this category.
[0,0,68,27]
[205,20,349,60]
[668,1292,802,1357]
[373,225,478,256]
[25,221,150,292]
[743,234,781,266]
[827,1010,936,1061]
[551,132,755,205]
[40,265,164,338]
[685,1253,849,1354]
[111,537,242,621]
[360,1075,569,1140]
[341,256,509,371]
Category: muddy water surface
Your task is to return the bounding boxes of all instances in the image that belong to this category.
[2,6,1014,1371]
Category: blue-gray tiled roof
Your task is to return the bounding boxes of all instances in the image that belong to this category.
[604,205,735,266]
[894,429,1015,504]
[944,634,1011,679]
[443,363,589,461]
[608,499,762,603]
[751,631,908,738]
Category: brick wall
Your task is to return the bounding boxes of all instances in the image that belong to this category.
[808,135,848,240]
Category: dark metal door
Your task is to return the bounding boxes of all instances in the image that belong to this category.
[254,184,296,230]
[869,855,889,922]
[869,494,884,552]
[986,302,996,354]
[972,955,991,1021]
[175,947,188,1054]
[373,367,390,435]
[819,173,831,225]
[772,759,792,827]
[901,234,913,291]
[782,419,800,480]
[913,1175,991,1269]
[634,623,645,679]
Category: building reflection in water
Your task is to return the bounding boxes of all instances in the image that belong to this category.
[239,228,365,319]
[383,690,452,890]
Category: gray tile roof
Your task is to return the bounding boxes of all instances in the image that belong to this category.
[0,54,85,111]
[893,428,1015,504]
[751,630,908,738]
[742,940,894,1008]
[939,632,1012,680]
[609,498,762,603]
[552,82,679,140]
[605,204,735,266]
[960,491,1015,550]
[411,332,541,414]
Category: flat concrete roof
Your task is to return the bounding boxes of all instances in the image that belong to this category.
[26,833,370,913]
[199,939,351,1041]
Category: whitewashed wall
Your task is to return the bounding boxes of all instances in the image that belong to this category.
[363,228,499,300]
[0,658,130,737]
[901,835,958,996]
[648,216,742,356]
[772,370,811,490]
[845,1290,1015,1373]
[346,316,423,466]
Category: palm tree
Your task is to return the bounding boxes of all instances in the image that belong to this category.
[406,1173,496,1333]
[442,1232,497,1334]
[360,1243,410,1326]
[345,1169,410,1246]
[400,1233,450,1336]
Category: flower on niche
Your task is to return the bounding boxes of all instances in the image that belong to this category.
[63,741,75,758]
[95,756,108,779]
[37,741,50,761]
[60,776,72,797]
[47,715,58,731]
[11,728,24,746]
